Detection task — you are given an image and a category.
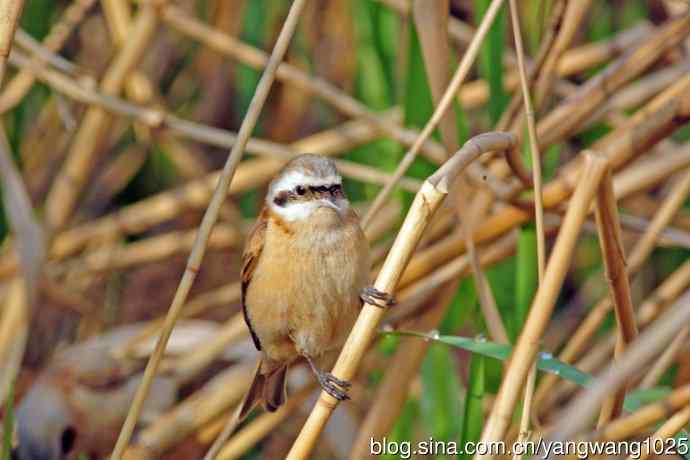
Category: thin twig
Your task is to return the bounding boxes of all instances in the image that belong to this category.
[361,0,508,228]
[548,288,690,448]
[508,0,546,450]
[287,132,517,459]
[475,153,608,460]
[594,167,638,426]
[109,0,309,457]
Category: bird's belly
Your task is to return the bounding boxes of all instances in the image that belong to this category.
[246,226,366,361]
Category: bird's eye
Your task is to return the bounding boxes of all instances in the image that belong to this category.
[295,185,306,195]
[330,184,341,194]
[60,426,77,455]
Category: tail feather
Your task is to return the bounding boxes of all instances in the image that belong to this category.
[239,361,265,420]
[238,361,288,421]
[263,364,288,412]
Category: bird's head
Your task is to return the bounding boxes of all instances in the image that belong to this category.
[267,154,349,222]
[15,380,77,460]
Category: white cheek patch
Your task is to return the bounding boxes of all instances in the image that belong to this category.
[270,171,341,194]
[272,201,321,221]
[271,198,350,221]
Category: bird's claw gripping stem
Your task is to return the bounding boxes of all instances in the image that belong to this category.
[360,286,396,308]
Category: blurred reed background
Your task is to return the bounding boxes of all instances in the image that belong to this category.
[2,0,690,459]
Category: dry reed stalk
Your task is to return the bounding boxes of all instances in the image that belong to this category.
[591,384,690,442]
[534,165,690,415]
[101,0,201,178]
[618,214,690,250]
[531,0,591,111]
[401,75,690,289]
[361,0,508,228]
[0,133,44,304]
[623,193,690,231]
[556,23,652,76]
[99,0,223,186]
[474,153,608,460]
[629,404,690,460]
[412,0,456,152]
[414,0,508,345]
[383,0,649,113]
[287,132,517,459]
[461,23,651,111]
[0,113,393,280]
[638,325,689,390]
[0,0,41,407]
[589,61,690,127]
[548,289,690,445]
[0,0,24,83]
[110,1,308,457]
[54,224,242,276]
[559,255,690,408]
[389,232,523,325]
[16,98,72,196]
[10,48,419,182]
[161,314,248,383]
[507,0,546,447]
[0,0,95,112]
[44,4,160,231]
[0,279,27,406]
[638,260,690,326]
[161,5,450,164]
[541,385,690,460]
[535,12,690,151]
[212,385,317,460]
[581,250,690,352]
[126,365,254,459]
[157,134,209,180]
[613,147,690,198]
[13,29,81,76]
[348,281,459,459]
[593,168,638,426]
[496,0,566,132]
[80,145,149,213]
[53,113,393,259]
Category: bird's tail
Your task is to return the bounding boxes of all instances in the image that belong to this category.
[238,360,288,420]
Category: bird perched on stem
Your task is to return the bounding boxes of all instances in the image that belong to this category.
[239,154,393,418]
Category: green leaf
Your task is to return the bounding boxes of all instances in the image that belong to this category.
[386,331,591,386]
[386,331,680,413]
[347,0,402,203]
[459,354,484,460]
[420,343,463,449]
[237,0,269,116]
[440,278,477,334]
[473,0,508,125]
[383,399,419,460]
[514,223,538,340]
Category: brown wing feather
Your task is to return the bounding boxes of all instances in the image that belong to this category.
[241,207,269,350]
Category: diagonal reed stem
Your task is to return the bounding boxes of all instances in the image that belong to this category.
[507,0,546,450]
[109,0,308,457]
[474,153,608,460]
[287,132,517,460]
[594,167,638,426]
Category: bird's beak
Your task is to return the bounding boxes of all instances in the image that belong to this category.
[319,196,339,210]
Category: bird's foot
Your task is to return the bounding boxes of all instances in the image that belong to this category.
[316,371,351,401]
[360,286,396,308]
[306,357,351,401]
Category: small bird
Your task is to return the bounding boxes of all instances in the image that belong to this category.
[13,324,179,460]
[239,154,392,418]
